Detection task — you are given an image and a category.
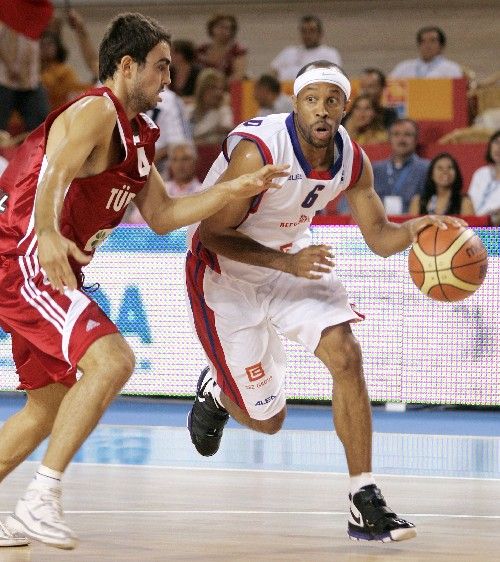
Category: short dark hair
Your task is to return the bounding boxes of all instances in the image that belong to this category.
[172,39,196,64]
[389,118,419,138]
[256,74,281,94]
[99,12,171,82]
[207,14,238,39]
[300,15,322,33]
[361,67,386,88]
[486,129,500,164]
[417,26,446,47]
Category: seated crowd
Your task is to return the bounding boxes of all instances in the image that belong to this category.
[0,6,499,222]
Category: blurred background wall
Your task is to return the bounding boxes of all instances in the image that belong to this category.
[53,0,499,83]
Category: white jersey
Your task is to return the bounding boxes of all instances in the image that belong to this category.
[188,112,363,284]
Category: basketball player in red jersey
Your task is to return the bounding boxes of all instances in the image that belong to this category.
[0,13,288,549]
[186,61,467,544]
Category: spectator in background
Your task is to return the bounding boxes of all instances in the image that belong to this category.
[65,8,99,81]
[148,88,192,178]
[125,143,203,223]
[359,68,398,129]
[408,153,473,215]
[189,68,234,145]
[40,31,93,110]
[165,143,202,198]
[197,14,247,82]
[390,26,463,79]
[270,15,342,81]
[343,94,388,145]
[468,130,500,224]
[253,74,293,116]
[0,0,52,131]
[170,39,201,101]
[372,119,429,214]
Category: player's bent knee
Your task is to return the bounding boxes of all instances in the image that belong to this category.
[251,408,286,434]
[79,334,135,385]
[106,346,136,385]
[320,334,363,380]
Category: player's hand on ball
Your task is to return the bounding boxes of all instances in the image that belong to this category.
[408,223,487,301]
[287,245,335,279]
[408,214,468,242]
[229,164,289,199]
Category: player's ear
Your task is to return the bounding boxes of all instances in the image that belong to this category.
[120,55,135,77]
[292,95,298,112]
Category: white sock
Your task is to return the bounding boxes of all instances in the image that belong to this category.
[209,380,225,410]
[350,472,376,497]
[33,465,63,489]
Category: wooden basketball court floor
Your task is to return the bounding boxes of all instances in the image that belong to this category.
[0,425,498,561]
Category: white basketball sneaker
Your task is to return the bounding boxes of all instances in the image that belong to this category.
[0,520,29,547]
[5,483,78,549]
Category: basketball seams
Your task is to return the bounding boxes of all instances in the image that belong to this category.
[408,225,487,301]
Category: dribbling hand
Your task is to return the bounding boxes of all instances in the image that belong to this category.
[407,214,468,242]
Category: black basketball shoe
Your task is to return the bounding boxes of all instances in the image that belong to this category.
[187,367,229,457]
[347,484,416,542]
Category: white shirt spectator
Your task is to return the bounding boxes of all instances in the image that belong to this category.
[147,88,192,176]
[468,165,500,215]
[190,105,234,145]
[390,55,462,79]
[149,88,192,149]
[271,45,342,82]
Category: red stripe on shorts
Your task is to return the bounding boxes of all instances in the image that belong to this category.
[185,251,246,411]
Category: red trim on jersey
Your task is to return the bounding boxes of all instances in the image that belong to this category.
[350,302,366,320]
[235,190,268,229]
[185,252,247,411]
[308,170,335,180]
[346,140,364,189]
[227,132,274,164]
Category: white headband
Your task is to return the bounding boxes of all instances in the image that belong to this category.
[293,67,351,100]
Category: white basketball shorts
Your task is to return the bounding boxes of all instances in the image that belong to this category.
[186,254,363,420]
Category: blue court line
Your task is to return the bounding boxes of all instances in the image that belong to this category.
[0,393,498,436]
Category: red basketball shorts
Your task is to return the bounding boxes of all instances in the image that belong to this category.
[0,255,118,390]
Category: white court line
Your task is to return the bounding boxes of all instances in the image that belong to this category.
[67,461,500,482]
[0,510,497,519]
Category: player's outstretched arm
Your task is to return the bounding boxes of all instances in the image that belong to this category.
[35,97,117,292]
[345,152,466,257]
[134,146,288,234]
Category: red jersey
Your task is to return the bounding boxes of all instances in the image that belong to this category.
[0,86,159,266]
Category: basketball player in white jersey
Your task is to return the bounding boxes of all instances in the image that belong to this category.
[186,61,465,543]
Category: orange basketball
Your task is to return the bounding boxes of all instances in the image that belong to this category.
[408,225,488,301]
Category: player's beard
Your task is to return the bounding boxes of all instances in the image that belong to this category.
[295,115,332,149]
[129,84,158,114]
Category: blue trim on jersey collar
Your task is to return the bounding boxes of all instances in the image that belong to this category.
[285,113,343,179]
